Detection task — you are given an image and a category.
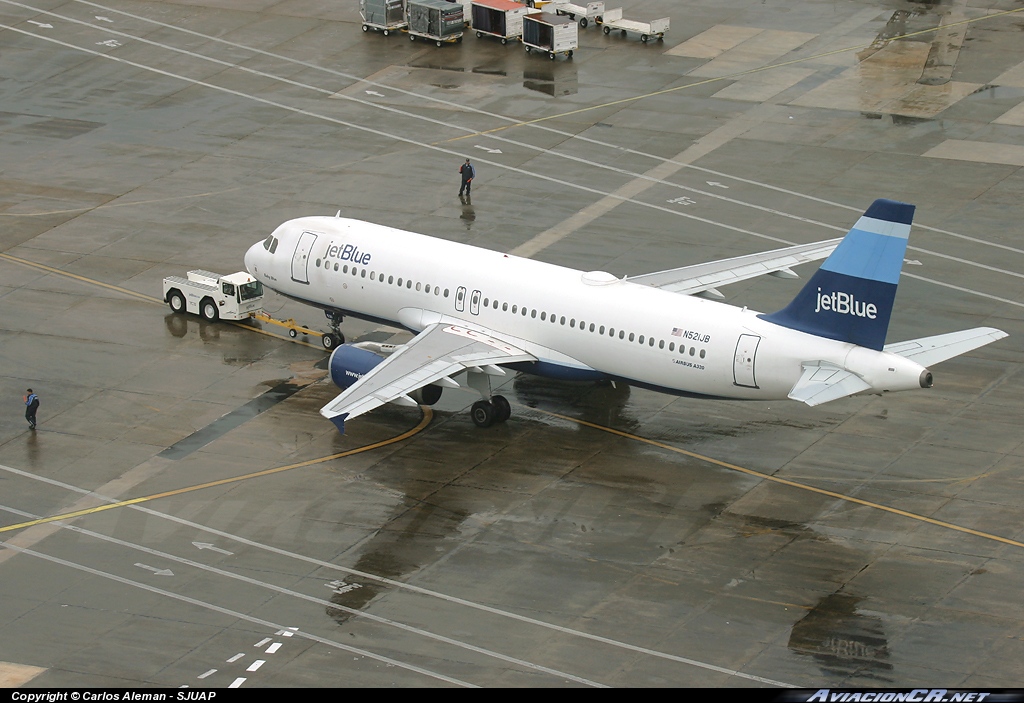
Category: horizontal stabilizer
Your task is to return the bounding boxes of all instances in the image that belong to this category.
[883,327,1008,367]
[788,361,872,406]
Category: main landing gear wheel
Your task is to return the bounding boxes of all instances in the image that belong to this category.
[200,298,219,322]
[471,396,511,428]
[471,400,495,428]
[167,291,185,314]
[491,395,511,423]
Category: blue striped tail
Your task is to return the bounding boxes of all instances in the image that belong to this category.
[760,198,915,351]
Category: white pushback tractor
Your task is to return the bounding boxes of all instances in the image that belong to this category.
[163,270,264,321]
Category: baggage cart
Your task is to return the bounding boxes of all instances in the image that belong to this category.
[547,1,604,29]
[407,0,465,45]
[360,0,407,35]
[522,12,577,59]
[598,7,668,42]
[471,0,530,44]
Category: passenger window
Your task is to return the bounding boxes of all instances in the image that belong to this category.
[425,284,431,293]
[416,282,421,291]
[334,263,339,272]
[629,333,635,342]
[540,311,546,321]
[700,349,706,358]
[361,269,367,278]
[503,303,508,311]
[511,305,517,314]
[589,323,595,332]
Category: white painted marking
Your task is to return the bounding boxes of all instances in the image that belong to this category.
[0,475,817,687]
[228,678,246,688]
[667,196,696,205]
[254,638,271,647]
[17,0,1021,267]
[474,145,502,154]
[365,90,384,97]
[134,563,173,576]
[26,20,52,28]
[10,2,1024,280]
[197,669,216,679]
[226,653,244,663]
[266,643,282,654]
[193,541,233,555]
[95,15,111,22]
[1,542,477,687]
[706,181,729,188]
[95,39,120,47]
[904,259,922,266]
[246,660,264,672]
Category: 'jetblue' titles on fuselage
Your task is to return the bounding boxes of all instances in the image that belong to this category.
[814,287,877,319]
[325,242,372,265]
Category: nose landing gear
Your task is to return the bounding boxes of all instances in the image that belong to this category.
[322,310,346,349]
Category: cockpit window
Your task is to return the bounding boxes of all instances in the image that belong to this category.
[263,235,274,251]
[269,237,278,254]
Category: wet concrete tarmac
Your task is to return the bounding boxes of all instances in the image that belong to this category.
[1,0,1023,689]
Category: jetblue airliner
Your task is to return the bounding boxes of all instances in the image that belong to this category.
[238,199,1006,432]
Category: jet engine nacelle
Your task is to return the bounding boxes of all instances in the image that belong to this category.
[329,344,384,389]
[328,344,443,405]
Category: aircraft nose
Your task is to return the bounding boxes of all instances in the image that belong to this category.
[244,242,261,275]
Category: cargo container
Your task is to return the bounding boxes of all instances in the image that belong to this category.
[471,0,530,43]
[408,0,465,45]
[522,12,577,59]
[360,0,408,34]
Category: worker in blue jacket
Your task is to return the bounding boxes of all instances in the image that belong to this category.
[24,389,39,430]
[459,158,476,196]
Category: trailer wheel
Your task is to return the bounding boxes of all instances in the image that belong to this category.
[410,34,415,41]
[477,31,482,37]
[525,46,530,53]
[362,24,368,32]
[579,17,588,28]
[549,51,555,60]
[383,29,389,36]
[436,40,442,47]
[289,328,297,338]
[621,29,626,36]
[641,34,648,43]
[200,298,219,322]
[501,37,507,44]
[603,25,610,34]
[568,50,574,58]
[167,290,185,314]
[595,16,602,24]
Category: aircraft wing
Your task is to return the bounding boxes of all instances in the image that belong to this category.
[628,238,841,295]
[320,323,536,432]
[787,361,872,407]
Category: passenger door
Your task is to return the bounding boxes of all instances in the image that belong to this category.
[291,231,318,284]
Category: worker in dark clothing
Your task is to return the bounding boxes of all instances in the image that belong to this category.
[458,158,475,196]
[24,389,39,430]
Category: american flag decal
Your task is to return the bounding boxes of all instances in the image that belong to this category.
[671,328,683,337]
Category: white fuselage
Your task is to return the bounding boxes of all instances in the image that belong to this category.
[245,217,928,401]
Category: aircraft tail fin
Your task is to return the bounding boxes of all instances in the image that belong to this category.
[760,198,914,351]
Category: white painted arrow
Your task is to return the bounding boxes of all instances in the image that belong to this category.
[365,90,384,97]
[135,563,174,576]
[706,181,729,188]
[193,541,233,555]
[904,259,922,266]
[474,145,502,154]
[95,16,113,23]
[27,20,53,28]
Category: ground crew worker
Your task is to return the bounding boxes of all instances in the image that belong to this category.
[24,388,39,430]
[459,158,475,196]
